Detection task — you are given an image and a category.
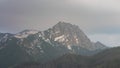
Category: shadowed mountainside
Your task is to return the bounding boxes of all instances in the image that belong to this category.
[14,47,120,68]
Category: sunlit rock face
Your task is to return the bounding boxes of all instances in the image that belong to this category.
[41,22,105,51]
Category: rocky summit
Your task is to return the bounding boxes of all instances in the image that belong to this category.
[0,22,107,68]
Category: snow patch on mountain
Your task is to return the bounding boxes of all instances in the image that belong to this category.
[67,45,72,50]
[14,30,38,38]
[37,45,42,49]
[55,31,60,34]
[15,34,29,38]
[0,34,10,43]
[45,39,51,44]
[54,35,65,42]
[74,36,79,44]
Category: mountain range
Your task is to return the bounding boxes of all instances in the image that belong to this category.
[0,22,108,68]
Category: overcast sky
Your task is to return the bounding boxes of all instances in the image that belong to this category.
[0,0,120,47]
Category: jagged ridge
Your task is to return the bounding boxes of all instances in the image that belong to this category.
[0,22,107,68]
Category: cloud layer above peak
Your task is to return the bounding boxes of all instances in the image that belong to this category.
[0,0,120,47]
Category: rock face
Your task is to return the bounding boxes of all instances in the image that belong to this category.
[0,22,107,68]
[36,22,106,51]
[94,41,107,50]
[50,22,96,50]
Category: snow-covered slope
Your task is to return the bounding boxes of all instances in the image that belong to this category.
[14,30,38,38]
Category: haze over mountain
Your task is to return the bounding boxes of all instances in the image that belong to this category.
[0,22,107,68]
[0,0,120,47]
[0,0,120,68]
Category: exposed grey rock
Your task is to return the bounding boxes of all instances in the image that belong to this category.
[0,22,108,68]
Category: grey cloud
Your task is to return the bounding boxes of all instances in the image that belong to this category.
[0,0,120,34]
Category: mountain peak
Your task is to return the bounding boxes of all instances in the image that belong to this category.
[52,22,81,35]
[94,41,107,49]
[57,21,72,25]
[46,22,98,50]
[53,21,78,29]
[95,41,105,46]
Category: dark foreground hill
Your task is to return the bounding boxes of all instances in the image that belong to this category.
[14,47,120,68]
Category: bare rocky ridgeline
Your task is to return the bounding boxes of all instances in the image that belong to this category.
[0,22,107,68]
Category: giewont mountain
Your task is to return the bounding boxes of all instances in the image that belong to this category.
[0,22,107,68]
